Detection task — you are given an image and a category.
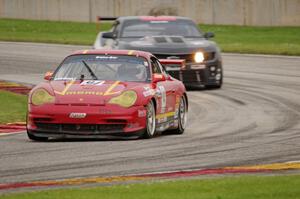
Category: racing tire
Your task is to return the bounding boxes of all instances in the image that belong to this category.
[141,100,156,139]
[27,131,48,141]
[171,96,188,134]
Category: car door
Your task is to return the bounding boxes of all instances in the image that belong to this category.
[151,57,176,116]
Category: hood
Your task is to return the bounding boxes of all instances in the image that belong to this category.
[48,80,149,105]
[117,36,217,54]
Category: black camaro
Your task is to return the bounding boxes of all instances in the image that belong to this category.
[94,16,223,88]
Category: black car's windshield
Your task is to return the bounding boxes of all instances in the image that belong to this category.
[121,19,203,38]
[53,55,150,82]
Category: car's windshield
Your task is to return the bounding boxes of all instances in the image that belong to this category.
[53,55,150,82]
[121,19,202,38]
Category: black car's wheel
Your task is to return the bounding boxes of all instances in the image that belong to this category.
[142,100,156,139]
[27,131,48,141]
[172,96,188,134]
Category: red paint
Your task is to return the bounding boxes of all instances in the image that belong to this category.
[0,124,26,133]
[135,168,271,178]
[0,81,32,95]
[27,50,187,137]
[0,168,272,191]
[140,16,177,21]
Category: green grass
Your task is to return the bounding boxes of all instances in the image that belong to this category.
[1,175,300,199]
[200,25,300,56]
[0,91,27,124]
[0,18,300,55]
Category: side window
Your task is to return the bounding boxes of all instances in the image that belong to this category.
[156,60,168,77]
[151,57,168,77]
[112,21,120,37]
[151,57,162,74]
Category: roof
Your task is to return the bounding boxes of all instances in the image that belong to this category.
[71,49,153,59]
[116,16,194,22]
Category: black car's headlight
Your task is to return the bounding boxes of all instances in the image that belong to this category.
[194,52,205,63]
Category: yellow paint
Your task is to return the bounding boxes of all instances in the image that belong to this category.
[31,176,147,186]
[128,50,135,55]
[156,111,175,119]
[108,90,137,108]
[82,50,89,54]
[0,82,21,87]
[104,81,121,96]
[54,80,75,95]
[225,162,300,170]
[6,122,26,125]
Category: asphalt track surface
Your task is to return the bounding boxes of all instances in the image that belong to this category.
[0,42,300,185]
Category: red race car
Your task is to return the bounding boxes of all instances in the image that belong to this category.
[27,50,188,140]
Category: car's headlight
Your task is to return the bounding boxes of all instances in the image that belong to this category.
[31,88,55,106]
[194,52,204,63]
[108,90,137,108]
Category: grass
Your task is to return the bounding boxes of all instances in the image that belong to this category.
[0,18,300,55]
[0,90,27,124]
[200,24,300,55]
[1,175,300,199]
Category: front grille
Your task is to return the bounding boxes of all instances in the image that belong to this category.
[168,70,206,83]
[35,123,59,131]
[155,52,215,63]
[35,123,126,134]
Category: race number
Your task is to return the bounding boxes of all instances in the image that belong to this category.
[158,85,166,113]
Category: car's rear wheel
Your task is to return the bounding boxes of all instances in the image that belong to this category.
[27,131,48,141]
[172,96,188,134]
[142,100,156,139]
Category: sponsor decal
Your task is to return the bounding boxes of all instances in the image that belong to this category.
[99,109,112,114]
[173,119,179,127]
[157,117,167,124]
[143,89,155,97]
[54,81,121,96]
[138,109,147,117]
[80,80,105,86]
[156,111,175,119]
[69,113,87,119]
[66,91,104,96]
[95,56,118,59]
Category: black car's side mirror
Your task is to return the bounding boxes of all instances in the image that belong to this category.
[102,32,116,39]
[204,32,215,39]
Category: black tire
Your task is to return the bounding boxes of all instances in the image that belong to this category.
[27,131,48,141]
[141,100,156,139]
[172,96,188,134]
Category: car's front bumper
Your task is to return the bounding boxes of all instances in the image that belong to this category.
[27,104,147,138]
[167,61,223,87]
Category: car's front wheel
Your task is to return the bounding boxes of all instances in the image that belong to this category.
[141,100,156,139]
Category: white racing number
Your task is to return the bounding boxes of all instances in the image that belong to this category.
[158,85,166,113]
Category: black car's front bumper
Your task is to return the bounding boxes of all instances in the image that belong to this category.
[166,61,223,87]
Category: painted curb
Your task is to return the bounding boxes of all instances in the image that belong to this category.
[1,162,299,191]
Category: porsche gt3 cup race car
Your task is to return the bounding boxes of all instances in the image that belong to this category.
[27,50,188,141]
[94,16,223,88]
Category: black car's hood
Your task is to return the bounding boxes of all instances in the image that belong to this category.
[117,36,217,54]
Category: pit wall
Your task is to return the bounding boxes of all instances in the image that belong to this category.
[0,0,299,26]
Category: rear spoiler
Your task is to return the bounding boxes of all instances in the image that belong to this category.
[159,59,186,70]
[96,16,118,32]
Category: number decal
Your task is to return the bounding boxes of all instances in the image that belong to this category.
[158,85,166,113]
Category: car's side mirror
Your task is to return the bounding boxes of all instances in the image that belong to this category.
[152,73,166,83]
[44,71,53,81]
[204,32,215,39]
[102,32,116,39]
